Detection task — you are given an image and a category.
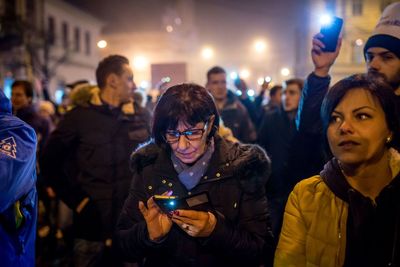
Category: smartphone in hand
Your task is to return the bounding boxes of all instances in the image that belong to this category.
[153,192,212,214]
[319,16,343,52]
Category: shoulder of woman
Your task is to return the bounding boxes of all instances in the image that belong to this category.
[230,143,271,192]
[130,141,161,172]
[291,175,331,200]
[232,143,271,171]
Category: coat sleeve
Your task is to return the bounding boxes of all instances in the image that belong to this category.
[257,114,272,152]
[200,146,274,266]
[288,72,332,181]
[238,102,257,143]
[239,97,260,127]
[274,182,307,267]
[295,72,330,134]
[114,168,165,262]
[40,110,88,210]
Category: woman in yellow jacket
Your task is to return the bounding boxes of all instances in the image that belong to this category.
[275,74,400,267]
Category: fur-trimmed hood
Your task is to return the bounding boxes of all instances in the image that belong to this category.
[130,135,271,192]
[69,84,135,114]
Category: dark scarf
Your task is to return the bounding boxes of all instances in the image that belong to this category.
[171,139,215,190]
[320,158,400,267]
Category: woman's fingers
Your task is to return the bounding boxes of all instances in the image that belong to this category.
[138,201,147,217]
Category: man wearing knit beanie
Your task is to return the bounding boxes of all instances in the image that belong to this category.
[364,2,400,94]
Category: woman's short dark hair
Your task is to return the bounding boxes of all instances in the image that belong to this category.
[321,73,400,149]
[152,83,220,145]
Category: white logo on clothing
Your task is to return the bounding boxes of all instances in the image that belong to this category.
[0,136,17,159]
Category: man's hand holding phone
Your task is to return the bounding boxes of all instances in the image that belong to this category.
[312,33,342,77]
[312,16,343,77]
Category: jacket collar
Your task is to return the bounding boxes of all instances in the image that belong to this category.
[70,85,136,115]
[89,87,136,115]
[321,148,400,203]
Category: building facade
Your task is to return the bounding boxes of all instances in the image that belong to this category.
[0,0,102,101]
[312,0,399,83]
[98,0,311,93]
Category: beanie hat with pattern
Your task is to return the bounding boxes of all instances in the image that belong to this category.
[364,2,400,59]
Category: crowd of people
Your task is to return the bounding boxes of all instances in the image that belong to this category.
[1,2,400,267]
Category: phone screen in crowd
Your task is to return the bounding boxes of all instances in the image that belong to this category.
[154,192,212,213]
[319,16,343,52]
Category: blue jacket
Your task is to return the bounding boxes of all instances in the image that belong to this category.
[0,89,37,266]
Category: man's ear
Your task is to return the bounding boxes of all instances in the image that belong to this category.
[106,73,118,89]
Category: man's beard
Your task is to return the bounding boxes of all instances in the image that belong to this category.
[368,70,400,91]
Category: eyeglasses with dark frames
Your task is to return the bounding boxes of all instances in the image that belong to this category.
[164,122,209,144]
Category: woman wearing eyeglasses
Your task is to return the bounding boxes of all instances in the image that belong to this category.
[115,83,274,267]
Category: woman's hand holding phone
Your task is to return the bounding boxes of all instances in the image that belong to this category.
[171,209,217,237]
[138,191,173,241]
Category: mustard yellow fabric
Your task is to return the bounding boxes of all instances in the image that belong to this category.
[274,148,400,267]
[274,176,347,267]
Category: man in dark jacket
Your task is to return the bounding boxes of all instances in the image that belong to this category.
[40,55,151,267]
[11,80,50,154]
[0,89,37,266]
[206,66,257,143]
[257,78,303,238]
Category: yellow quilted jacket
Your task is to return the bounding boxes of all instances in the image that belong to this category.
[274,149,400,267]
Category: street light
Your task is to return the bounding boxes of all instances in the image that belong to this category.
[201,47,214,59]
[240,69,250,79]
[281,68,290,77]
[253,40,267,53]
[355,38,363,46]
[97,40,107,49]
[133,56,148,70]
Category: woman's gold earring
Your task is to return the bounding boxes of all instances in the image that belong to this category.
[386,136,392,144]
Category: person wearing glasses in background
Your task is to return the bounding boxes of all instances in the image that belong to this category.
[115,83,275,267]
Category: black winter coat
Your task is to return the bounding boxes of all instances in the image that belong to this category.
[115,136,274,267]
[14,104,50,155]
[257,106,297,197]
[220,91,257,143]
[41,102,151,241]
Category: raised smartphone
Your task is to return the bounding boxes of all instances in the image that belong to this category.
[320,16,343,52]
